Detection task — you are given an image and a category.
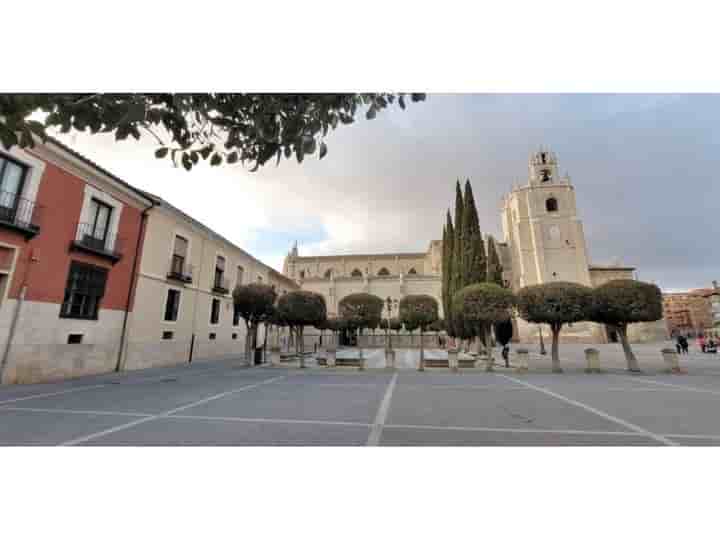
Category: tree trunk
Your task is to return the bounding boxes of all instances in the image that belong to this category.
[263,323,269,364]
[551,324,562,373]
[418,328,425,371]
[358,328,364,370]
[618,324,641,372]
[299,327,305,368]
[485,326,494,372]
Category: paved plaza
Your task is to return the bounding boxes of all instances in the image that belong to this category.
[0,342,719,446]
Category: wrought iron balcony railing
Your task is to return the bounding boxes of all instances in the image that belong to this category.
[167,254,193,283]
[0,191,42,238]
[71,222,123,263]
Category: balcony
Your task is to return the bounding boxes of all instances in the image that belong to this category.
[167,255,193,283]
[70,222,123,263]
[212,275,230,295]
[0,192,42,239]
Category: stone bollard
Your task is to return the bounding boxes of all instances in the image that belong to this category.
[326,347,336,368]
[661,348,682,374]
[584,348,601,373]
[270,347,282,367]
[515,348,529,372]
[385,348,395,369]
[448,349,459,372]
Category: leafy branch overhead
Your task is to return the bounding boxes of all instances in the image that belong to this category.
[0,93,426,171]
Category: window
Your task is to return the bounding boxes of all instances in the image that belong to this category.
[377,267,390,276]
[164,289,180,321]
[0,155,27,221]
[162,331,174,340]
[84,198,113,248]
[407,268,417,275]
[541,169,551,183]
[299,270,305,279]
[233,304,241,326]
[209,332,216,340]
[237,265,244,286]
[351,268,362,277]
[214,256,225,288]
[171,235,188,275]
[324,269,332,279]
[232,333,238,340]
[60,262,108,319]
[67,333,83,344]
[210,298,220,324]
[546,197,558,212]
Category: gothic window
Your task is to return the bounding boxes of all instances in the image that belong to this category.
[546,197,558,212]
[377,267,390,276]
[324,269,332,279]
[541,169,551,183]
[540,152,546,164]
[407,267,417,275]
[351,268,362,277]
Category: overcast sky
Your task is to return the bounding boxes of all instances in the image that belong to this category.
[53,94,719,292]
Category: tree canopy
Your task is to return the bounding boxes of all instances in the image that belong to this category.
[232,283,278,328]
[399,295,440,332]
[338,293,383,332]
[276,290,327,329]
[0,93,425,171]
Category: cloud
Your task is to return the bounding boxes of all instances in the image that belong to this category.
[52,94,719,291]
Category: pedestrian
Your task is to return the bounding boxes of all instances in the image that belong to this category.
[698,334,707,353]
[501,344,510,368]
[680,335,689,354]
[676,334,683,354]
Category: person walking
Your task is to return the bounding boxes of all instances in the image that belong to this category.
[680,335,689,354]
[676,334,683,354]
[698,334,707,353]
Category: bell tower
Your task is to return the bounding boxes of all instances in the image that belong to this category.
[501,147,592,289]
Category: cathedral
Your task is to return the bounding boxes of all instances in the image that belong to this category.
[282,149,667,344]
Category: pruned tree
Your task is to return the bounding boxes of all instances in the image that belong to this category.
[462,179,486,286]
[233,283,278,365]
[453,283,516,370]
[0,94,425,171]
[399,294,439,371]
[276,290,327,368]
[389,317,403,334]
[338,293,383,366]
[442,210,455,337]
[486,235,504,286]
[590,279,663,372]
[516,282,594,373]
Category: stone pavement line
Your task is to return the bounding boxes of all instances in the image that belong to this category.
[367,373,398,446]
[496,374,679,446]
[0,384,108,406]
[59,375,287,446]
[612,375,720,397]
[171,415,372,428]
[385,424,636,437]
[0,406,152,417]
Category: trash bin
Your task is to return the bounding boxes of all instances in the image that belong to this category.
[254,347,263,365]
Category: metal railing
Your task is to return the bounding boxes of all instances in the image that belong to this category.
[167,254,193,282]
[74,222,123,258]
[0,191,42,232]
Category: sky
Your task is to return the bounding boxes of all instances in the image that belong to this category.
[52,94,719,292]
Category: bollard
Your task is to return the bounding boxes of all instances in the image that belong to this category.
[448,349,459,372]
[385,348,395,369]
[270,347,282,367]
[326,347,336,368]
[661,348,682,374]
[584,348,601,373]
[515,348,529,372]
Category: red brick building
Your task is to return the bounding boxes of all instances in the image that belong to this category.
[0,138,153,383]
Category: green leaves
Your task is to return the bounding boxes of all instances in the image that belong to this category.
[0,93,427,171]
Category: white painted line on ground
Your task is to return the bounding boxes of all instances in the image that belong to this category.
[0,384,108,406]
[59,375,286,446]
[496,373,679,446]
[0,406,151,417]
[367,373,398,446]
[612,375,720,396]
[170,415,371,428]
[385,424,639,437]
[398,384,529,391]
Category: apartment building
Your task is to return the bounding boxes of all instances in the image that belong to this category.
[120,195,298,371]
[663,289,714,337]
[0,139,153,384]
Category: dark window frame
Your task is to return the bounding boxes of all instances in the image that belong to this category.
[60,261,108,320]
[0,154,28,217]
[164,288,181,321]
[88,198,113,245]
[210,298,221,325]
[546,197,559,212]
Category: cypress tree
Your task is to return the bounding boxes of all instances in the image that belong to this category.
[443,210,455,336]
[452,180,465,339]
[463,179,486,285]
[486,235,504,286]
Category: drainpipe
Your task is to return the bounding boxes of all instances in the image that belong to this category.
[0,246,36,384]
[115,200,156,372]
